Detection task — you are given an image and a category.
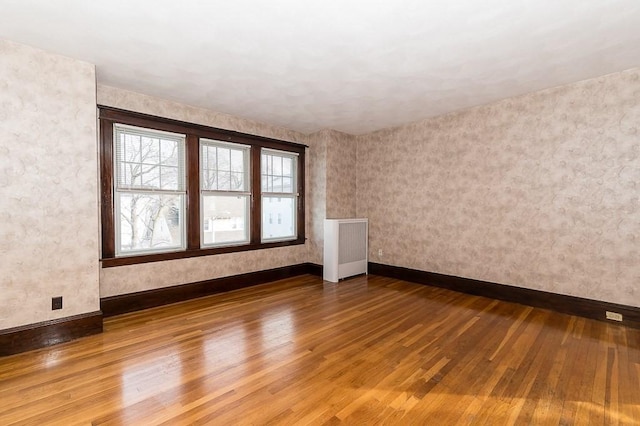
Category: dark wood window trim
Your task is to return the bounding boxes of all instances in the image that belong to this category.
[99,106,306,268]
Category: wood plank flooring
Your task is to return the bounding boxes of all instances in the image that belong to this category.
[1,274,639,425]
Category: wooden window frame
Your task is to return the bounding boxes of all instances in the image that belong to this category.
[99,106,306,267]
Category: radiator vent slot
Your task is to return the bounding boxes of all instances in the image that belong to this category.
[338,222,367,264]
[324,218,368,282]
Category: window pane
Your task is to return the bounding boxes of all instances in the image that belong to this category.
[216,171,230,191]
[273,156,282,175]
[119,154,147,187]
[282,157,292,177]
[204,145,216,170]
[161,166,179,190]
[230,172,244,191]
[141,136,160,164]
[202,195,249,246]
[282,177,292,193]
[230,149,243,172]
[217,147,230,171]
[261,158,270,191]
[262,196,295,240]
[261,151,296,194]
[141,164,160,188]
[202,168,217,191]
[201,141,248,192]
[124,134,141,162]
[261,154,271,175]
[122,164,133,187]
[118,193,183,253]
[160,139,178,166]
[272,175,282,193]
[116,126,184,191]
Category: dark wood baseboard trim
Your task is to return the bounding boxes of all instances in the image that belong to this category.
[306,262,323,277]
[101,263,322,317]
[369,262,640,329]
[0,311,103,357]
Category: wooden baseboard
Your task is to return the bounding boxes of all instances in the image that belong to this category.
[369,262,640,329]
[0,311,103,357]
[306,262,323,277]
[101,262,322,317]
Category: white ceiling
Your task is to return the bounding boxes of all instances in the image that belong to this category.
[1,0,640,134]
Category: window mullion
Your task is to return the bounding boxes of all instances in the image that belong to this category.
[250,147,261,244]
[100,119,115,258]
[186,134,200,250]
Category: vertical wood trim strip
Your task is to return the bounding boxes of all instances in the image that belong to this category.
[297,147,306,241]
[186,134,200,250]
[99,119,115,258]
[251,147,262,244]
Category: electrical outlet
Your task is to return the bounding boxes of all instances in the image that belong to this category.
[378,249,383,257]
[605,311,623,322]
[52,296,63,310]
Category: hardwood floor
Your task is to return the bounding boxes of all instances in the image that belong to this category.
[1,274,639,425]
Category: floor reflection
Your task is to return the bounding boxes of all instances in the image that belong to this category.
[203,321,247,371]
[260,309,295,350]
[121,349,182,406]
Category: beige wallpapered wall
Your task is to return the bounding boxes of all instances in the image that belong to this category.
[0,40,100,329]
[306,130,329,265]
[98,85,316,297]
[326,130,358,219]
[357,68,640,307]
[306,129,359,264]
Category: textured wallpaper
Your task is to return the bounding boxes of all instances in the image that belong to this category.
[326,130,358,219]
[0,40,100,329]
[97,86,312,297]
[305,129,359,264]
[307,130,328,265]
[357,68,640,307]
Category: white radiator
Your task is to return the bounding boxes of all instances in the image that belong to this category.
[323,218,368,282]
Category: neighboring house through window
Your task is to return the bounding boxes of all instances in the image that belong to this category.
[200,140,250,247]
[261,149,298,242]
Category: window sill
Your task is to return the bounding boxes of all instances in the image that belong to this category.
[101,238,306,268]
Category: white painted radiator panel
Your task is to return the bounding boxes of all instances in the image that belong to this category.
[324,218,368,282]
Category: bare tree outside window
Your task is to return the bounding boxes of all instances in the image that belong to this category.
[115,126,185,254]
